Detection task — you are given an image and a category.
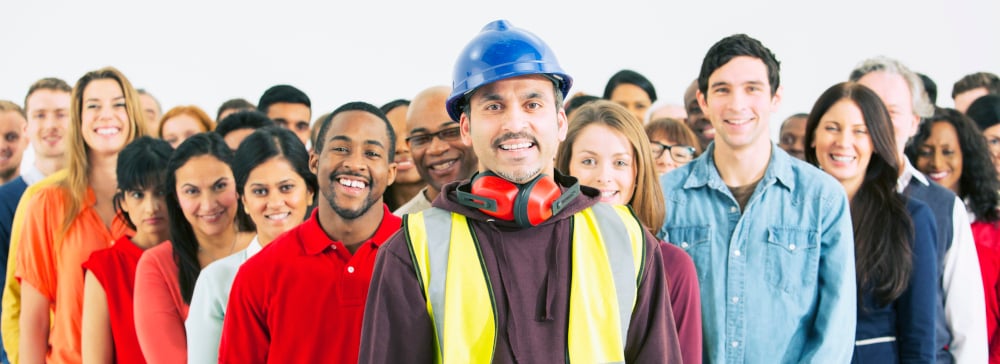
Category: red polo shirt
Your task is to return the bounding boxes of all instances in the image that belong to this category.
[218,205,401,364]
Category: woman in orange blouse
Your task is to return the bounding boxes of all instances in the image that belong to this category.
[17,67,147,364]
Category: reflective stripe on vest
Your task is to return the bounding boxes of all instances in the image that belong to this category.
[404,203,645,363]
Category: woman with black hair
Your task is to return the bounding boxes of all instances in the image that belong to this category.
[603,69,658,124]
[81,137,172,363]
[186,127,316,364]
[909,108,1000,362]
[133,133,254,364]
[805,82,938,363]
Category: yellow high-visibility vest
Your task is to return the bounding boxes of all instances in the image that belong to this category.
[404,203,646,363]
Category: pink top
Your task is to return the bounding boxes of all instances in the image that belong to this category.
[133,242,188,364]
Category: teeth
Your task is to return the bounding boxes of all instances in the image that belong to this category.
[339,178,367,189]
[831,155,855,162]
[96,127,120,135]
[928,172,948,180]
[430,160,456,171]
[500,143,532,151]
[266,212,291,221]
[600,190,617,198]
[727,118,751,125]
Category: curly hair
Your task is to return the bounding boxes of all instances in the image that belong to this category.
[908,108,1000,222]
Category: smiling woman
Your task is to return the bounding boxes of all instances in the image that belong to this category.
[133,132,254,364]
[16,66,147,364]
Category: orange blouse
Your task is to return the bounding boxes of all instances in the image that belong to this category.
[16,185,130,364]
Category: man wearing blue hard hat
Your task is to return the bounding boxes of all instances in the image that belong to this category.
[359,19,682,363]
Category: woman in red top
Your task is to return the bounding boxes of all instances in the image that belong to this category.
[133,133,253,364]
[81,137,172,363]
[17,67,147,364]
[909,108,1000,363]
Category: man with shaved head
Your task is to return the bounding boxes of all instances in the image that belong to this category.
[394,86,479,216]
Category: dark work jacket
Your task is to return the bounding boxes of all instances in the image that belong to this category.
[358,173,682,363]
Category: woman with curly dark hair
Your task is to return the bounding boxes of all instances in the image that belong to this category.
[909,108,1000,362]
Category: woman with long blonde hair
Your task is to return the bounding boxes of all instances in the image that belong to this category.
[18,66,147,364]
[555,100,702,363]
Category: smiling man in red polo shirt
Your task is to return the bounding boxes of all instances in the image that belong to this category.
[218,101,401,364]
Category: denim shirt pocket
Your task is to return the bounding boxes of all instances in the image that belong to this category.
[665,225,712,281]
[764,226,819,294]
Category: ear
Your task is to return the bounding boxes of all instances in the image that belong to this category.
[117,190,129,213]
[696,89,708,112]
[241,194,250,214]
[386,161,397,188]
[309,151,319,175]
[460,112,472,145]
[556,108,568,142]
[770,85,784,112]
[906,113,920,139]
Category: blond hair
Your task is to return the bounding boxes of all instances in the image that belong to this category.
[61,66,148,231]
[556,100,665,232]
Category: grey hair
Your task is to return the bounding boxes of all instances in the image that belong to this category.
[848,56,934,118]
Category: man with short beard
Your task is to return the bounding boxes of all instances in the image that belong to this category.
[219,102,401,364]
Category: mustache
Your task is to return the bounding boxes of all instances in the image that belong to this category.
[491,132,538,148]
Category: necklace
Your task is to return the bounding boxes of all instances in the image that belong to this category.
[199,229,240,262]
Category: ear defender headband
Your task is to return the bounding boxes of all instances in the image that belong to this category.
[457,171,580,228]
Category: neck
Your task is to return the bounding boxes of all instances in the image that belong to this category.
[842,179,862,203]
[88,154,118,204]
[425,186,441,202]
[713,141,771,187]
[34,154,65,176]
[317,201,384,253]
[258,230,277,247]
[131,231,168,250]
[390,181,425,206]
[896,149,909,178]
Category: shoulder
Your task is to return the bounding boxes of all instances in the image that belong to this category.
[904,197,935,224]
[82,246,117,272]
[138,242,174,269]
[0,178,27,201]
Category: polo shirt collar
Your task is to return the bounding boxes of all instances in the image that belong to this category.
[301,204,400,255]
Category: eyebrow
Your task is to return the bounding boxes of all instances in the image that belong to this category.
[84,96,125,103]
[249,178,294,186]
[181,176,229,189]
[329,135,385,149]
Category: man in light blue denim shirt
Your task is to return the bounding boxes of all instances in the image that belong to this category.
[658,34,857,363]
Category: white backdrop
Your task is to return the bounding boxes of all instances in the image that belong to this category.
[2,0,998,140]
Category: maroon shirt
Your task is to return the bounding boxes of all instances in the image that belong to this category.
[81,236,147,364]
[359,175,683,363]
[219,205,401,364]
[661,241,703,364]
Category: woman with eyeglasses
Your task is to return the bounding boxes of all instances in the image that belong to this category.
[555,100,702,364]
[645,117,701,175]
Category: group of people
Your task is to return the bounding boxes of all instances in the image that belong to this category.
[0,18,997,364]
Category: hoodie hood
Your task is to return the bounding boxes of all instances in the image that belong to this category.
[432,170,601,229]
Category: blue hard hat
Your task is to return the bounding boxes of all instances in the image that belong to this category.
[446,20,573,121]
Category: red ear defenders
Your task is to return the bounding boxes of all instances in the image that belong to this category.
[456,171,580,227]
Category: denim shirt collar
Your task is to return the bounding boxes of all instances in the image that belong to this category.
[682,142,796,192]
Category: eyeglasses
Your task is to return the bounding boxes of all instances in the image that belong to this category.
[650,141,696,163]
[405,126,462,149]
